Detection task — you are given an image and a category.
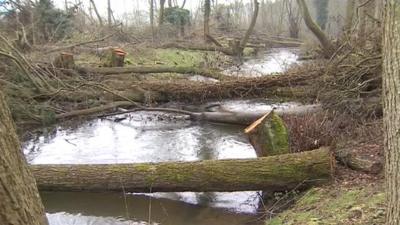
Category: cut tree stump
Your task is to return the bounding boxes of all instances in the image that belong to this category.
[245,111,289,157]
[31,148,333,193]
[104,48,126,67]
[53,52,75,69]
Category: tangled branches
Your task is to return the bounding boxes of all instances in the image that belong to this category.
[318,41,382,118]
[140,64,322,102]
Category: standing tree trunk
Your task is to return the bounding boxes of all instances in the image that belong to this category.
[238,0,260,54]
[296,0,334,58]
[285,0,301,39]
[159,0,166,26]
[89,0,103,26]
[383,1,400,224]
[204,0,211,41]
[107,0,112,27]
[0,91,48,225]
[344,0,355,34]
[150,0,155,41]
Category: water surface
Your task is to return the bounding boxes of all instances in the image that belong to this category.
[23,48,301,225]
[225,48,299,77]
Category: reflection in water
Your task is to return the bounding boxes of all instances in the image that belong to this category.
[225,48,299,77]
[23,112,255,164]
[42,192,262,225]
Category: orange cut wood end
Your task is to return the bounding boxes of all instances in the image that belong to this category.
[244,111,271,134]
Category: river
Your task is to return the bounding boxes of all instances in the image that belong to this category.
[23,48,301,225]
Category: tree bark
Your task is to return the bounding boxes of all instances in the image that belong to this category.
[204,0,211,41]
[296,0,334,58]
[159,0,166,26]
[31,148,333,193]
[239,0,260,54]
[150,0,155,41]
[107,0,112,27]
[383,1,400,224]
[0,91,48,225]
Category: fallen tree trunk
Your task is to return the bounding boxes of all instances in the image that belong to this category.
[31,148,333,193]
[99,104,321,125]
[138,71,319,102]
[189,104,320,125]
[56,101,137,120]
[76,65,228,80]
[45,32,116,54]
[159,42,235,55]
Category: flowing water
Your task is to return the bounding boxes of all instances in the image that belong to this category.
[226,48,300,77]
[23,48,301,225]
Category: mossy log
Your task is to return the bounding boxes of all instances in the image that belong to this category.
[76,65,228,80]
[245,111,289,157]
[31,148,333,193]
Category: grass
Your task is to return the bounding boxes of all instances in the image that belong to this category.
[266,184,385,225]
[75,47,229,70]
[125,48,227,67]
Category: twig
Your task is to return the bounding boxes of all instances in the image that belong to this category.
[44,32,117,54]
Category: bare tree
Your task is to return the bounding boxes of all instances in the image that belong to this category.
[0,91,48,225]
[107,0,112,27]
[238,0,260,53]
[204,0,211,41]
[382,0,400,224]
[150,0,155,41]
[296,0,334,58]
[284,0,301,39]
[89,0,103,26]
[159,0,166,26]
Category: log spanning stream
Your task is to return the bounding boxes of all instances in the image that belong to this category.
[22,48,302,225]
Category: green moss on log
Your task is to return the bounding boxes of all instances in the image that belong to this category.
[31,148,332,193]
[247,111,289,157]
[266,112,289,155]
